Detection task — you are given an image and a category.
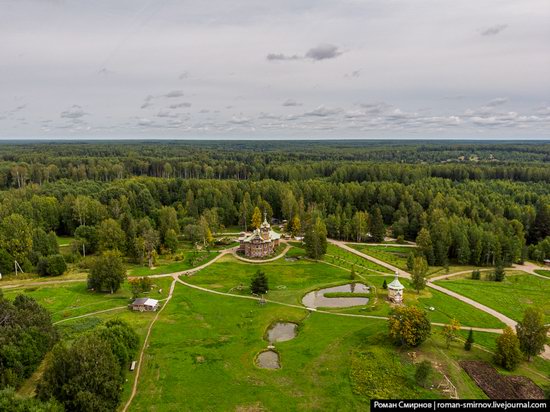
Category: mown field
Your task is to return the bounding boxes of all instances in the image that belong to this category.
[2,278,173,323]
[127,251,219,276]
[6,242,550,411]
[348,244,480,277]
[434,272,550,323]
[130,283,437,411]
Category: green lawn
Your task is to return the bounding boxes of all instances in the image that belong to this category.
[186,254,355,305]
[2,278,173,323]
[534,269,550,278]
[324,244,393,274]
[319,275,504,329]
[127,251,218,276]
[56,236,74,247]
[348,244,415,270]
[434,272,550,323]
[187,255,504,329]
[129,283,438,411]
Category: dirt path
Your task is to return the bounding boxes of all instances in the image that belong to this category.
[430,262,549,282]
[511,261,549,280]
[232,244,291,263]
[345,241,417,247]
[0,278,86,289]
[430,268,493,282]
[175,277,506,334]
[53,306,128,325]
[329,239,407,277]
[328,239,517,327]
[129,247,238,280]
[122,277,177,412]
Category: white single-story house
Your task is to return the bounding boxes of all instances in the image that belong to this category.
[130,298,159,312]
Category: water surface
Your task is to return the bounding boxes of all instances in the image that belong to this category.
[267,322,297,343]
[256,350,280,369]
[302,283,370,308]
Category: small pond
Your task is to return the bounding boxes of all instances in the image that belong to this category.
[302,283,370,308]
[267,322,297,343]
[256,350,280,369]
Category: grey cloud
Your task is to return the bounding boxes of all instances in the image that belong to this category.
[137,118,153,126]
[345,70,361,78]
[305,44,342,61]
[481,24,508,36]
[267,44,342,62]
[282,99,302,107]
[178,71,190,80]
[485,97,508,107]
[60,105,88,119]
[358,102,392,115]
[97,67,114,75]
[304,105,341,117]
[259,112,281,120]
[266,53,301,61]
[157,109,179,118]
[163,90,184,98]
[168,102,192,109]
[229,116,251,124]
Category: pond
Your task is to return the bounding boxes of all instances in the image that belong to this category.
[302,283,370,308]
[256,350,280,369]
[267,322,297,343]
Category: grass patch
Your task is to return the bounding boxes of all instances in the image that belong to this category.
[128,251,218,276]
[324,292,370,298]
[2,278,173,323]
[130,282,399,411]
[56,235,74,247]
[349,244,415,270]
[534,269,550,278]
[434,272,550,323]
[324,244,393,274]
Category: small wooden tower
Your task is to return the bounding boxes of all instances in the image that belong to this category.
[388,271,404,303]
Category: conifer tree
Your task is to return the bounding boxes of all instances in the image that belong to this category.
[464,329,474,351]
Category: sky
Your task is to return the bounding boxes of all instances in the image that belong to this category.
[1,0,549,140]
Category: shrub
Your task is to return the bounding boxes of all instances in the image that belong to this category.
[464,329,474,351]
[494,327,522,371]
[415,360,433,388]
[46,255,67,276]
[471,269,480,280]
[36,255,67,276]
[388,306,431,347]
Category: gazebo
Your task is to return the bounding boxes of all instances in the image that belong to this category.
[388,271,404,303]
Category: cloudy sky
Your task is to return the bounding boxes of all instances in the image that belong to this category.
[1,0,549,139]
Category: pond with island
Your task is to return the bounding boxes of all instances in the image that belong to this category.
[301,283,370,308]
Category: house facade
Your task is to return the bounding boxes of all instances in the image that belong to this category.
[238,214,281,258]
[387,272,404,303]
[130,298,159,312]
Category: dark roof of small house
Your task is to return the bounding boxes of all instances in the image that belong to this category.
[132,298,159,306]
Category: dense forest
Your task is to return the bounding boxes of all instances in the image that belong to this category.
[0,141,549,277]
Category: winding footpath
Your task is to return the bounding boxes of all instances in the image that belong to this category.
[122,277,177,412]
[231,243,291,264]
[328,239,518,328]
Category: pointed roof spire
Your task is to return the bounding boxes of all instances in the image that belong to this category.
[388,270,404,290]
[261,210,270,228]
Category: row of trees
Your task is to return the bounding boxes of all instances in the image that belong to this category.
[387,305,548,373]
[37,320,139,411]
[0,293,58,389]
[2,142,550,189]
